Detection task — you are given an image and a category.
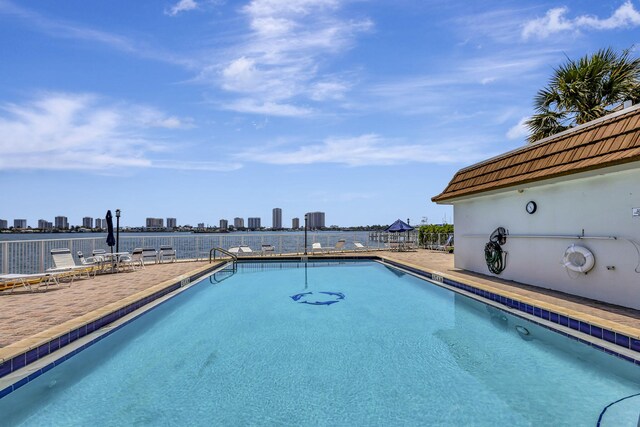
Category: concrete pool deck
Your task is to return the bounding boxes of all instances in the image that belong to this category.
[1,251,639,367]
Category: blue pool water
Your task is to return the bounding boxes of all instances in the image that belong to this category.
[2,260,639,426]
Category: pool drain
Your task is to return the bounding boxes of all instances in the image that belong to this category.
[290,291,345,306]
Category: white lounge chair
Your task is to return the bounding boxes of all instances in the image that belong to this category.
[77,251,105,273]
[141,248,158,264]
[159,245,176,263]
[47,248,94,279]
[118,248,145,271]
[312,242,326,253]
[333,240,346,252]
[261,244,275,255]
[354,242,367,251]
[435,235,454,252]
[0,273,61,292]
[239,246,254,255]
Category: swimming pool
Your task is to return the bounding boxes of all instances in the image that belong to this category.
[1,260,639,425]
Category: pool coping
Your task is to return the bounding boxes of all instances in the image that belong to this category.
[1,254,640,399]
[0,261,225,394]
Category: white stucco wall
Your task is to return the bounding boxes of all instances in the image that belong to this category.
[451,163,640,310]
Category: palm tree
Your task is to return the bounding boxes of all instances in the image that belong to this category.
[526,48,640,143]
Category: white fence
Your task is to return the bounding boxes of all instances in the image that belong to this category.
[0,232,392,274]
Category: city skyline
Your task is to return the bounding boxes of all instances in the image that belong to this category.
[0,208,340,229]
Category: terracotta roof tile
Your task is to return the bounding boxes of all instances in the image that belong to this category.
[433,106,640,203]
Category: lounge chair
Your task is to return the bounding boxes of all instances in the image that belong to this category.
[261,244,275,255]
[0,273,61,292]
[435,235,454,252]
[77,251,106,273]
[118,248,144,271]
[141,248,158,264]
[228,246,253,257]
[239,246,254,256]
[333,239,346,252]
[47,248,94,279]
[311,242,326,254]
[159,245,177,263]
[354,242,367,251]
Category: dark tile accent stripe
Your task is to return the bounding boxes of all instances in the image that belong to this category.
[381,258,640,365]
[0,263,219,392]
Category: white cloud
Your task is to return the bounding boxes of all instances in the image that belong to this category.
[165,0,199,16]
[0,93,232,172]
[209,0,372,115]
[223,99,313,116]
[506,117,529,140]
[522,1,640,39]
[238,134,491,166]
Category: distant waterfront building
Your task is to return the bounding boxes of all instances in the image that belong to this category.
[248,217,261,230]
[14,219,27,229]
[95,218,105,229]
[38,219,53,230]
[146,218,164,228]
[197,223,205,229]
[306,212,325,229]
[292,217,300,229]
[234,217,244,228]
[272,208,282,230]
[219,219,228,230]
[54,216,68,229]
[167,218,177,229]
[82,217,93,228]
[0,219,7,229]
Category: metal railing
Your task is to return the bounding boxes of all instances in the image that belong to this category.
[0,232,392,274]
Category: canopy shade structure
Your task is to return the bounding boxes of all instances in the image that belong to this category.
[385,219,414,233]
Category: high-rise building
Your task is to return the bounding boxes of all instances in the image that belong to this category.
[54,216,68,229]
[14,219,27,229]
[248,217,261,230]
[234,217,244,228]
[0,219,7,229]
[219,219,228,230]
[38,219,53,230]
[306,212,325,229]
[146,218,164,228]
[292,217,300,229]
[82,217,93,228]
[197,222,205,229]
[95,218,105,229]
[272,208,282,230]
[167,218,177,229]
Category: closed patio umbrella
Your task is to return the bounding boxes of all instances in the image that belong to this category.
[106,210,116,253]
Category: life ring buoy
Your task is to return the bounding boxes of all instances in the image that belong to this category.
[562,245,595,273]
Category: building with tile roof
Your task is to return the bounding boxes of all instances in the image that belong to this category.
[433,104,640,309]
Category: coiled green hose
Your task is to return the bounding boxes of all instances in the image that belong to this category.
[484,241,505,274]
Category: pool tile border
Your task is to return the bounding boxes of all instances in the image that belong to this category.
[0,261,223,398]
[380,258,640,365]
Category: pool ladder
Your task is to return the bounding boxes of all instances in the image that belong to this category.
[208,247,238,284]
[209,247,237,264]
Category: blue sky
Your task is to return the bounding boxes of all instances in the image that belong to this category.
[0,0,639,228]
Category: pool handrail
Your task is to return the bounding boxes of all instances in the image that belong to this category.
[209,247,238,263]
